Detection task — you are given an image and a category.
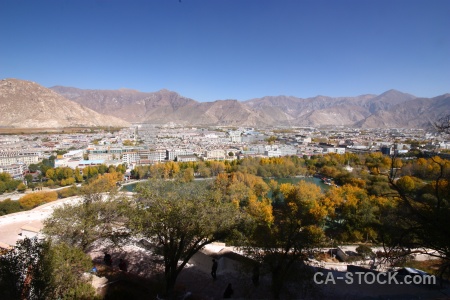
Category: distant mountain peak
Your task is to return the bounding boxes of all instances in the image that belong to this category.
[379,89,413,96]
[0,79,129,128]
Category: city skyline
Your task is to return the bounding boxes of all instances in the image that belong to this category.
[1,0,449,102]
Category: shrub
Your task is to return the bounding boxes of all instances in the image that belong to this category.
[18,191,58,210]
[17,183,27,193]
[57,185,80,199]
[0,199,21,216]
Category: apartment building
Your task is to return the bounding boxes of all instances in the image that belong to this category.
[204,149,226,161]
[0,151,40,166]
[122,152,139,165]
[0,163,26,178]
[166,149,194,161]
[147,150,166,163]
[228,130,242,143]
[177,155,198,162]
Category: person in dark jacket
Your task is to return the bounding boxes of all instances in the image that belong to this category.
[211,258,218,279]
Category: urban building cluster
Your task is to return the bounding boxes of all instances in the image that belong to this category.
[0,124,448,179]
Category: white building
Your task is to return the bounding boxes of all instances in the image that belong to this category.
[324,147,346,154]
[0,151,40,166]
[0,163,26,178]
[166,149,194,161]
[177,155,198,162]
[265,149,282,157]
[62,150,84,159]
[122,152,139,165]
[204,149,226,161]
[148,150,167,162]
[228,131,242,143]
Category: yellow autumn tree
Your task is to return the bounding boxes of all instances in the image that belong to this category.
[19,191,58,210]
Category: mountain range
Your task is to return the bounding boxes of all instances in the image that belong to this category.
[51,85,449,129]
[0,78,448,129]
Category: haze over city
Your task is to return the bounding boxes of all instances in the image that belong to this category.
[1,0,449,102]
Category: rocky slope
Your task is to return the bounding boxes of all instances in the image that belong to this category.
[356,94,450,129]
[0,79,130,128]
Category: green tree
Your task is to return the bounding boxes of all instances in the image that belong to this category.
[131,179,243,294]
[0,181,6,194]
[28,164,39,173]
[0,199,21,216]
[0,238,97,300]
[356,244,374,259]
[17,182,27,193]
[44,180,130,252]
[24,174,33,185]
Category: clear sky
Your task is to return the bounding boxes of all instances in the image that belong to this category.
[1,0,449,102]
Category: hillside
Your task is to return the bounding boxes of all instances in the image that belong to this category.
[357,94,450,129]
[0,79,130,128]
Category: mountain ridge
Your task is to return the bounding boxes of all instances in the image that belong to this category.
[2,78,448,129]
[49,85,449,129]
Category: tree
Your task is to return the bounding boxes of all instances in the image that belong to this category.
[0,199,21,216]
[43,179,130,252]
[385,155,450,284]
[122,139,134,146]
[325,184,385,243]
[28,164,39,173]
[43,242,98,299]
[18,191,58,210]
[0,181,6,194]
[17,182,27,193]
[356,244,374,259]
[177,167,194,182]
[266,135,277,145]
[24,174,33,185]
[131,179,243,294]
[0,238,97,300]
[244,181,327,298]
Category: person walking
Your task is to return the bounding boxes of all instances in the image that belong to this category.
[211,258,218,280]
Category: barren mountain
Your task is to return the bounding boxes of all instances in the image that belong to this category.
[51,87,273,126]
[244,91,416,124]
[357,94,450,129]
[0,79,129,128]
[50,86,197,122]
[50,85,449,129]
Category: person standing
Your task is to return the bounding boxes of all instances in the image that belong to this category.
[211,258,218,280]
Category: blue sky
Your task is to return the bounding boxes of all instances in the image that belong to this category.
[1,0,449,102]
